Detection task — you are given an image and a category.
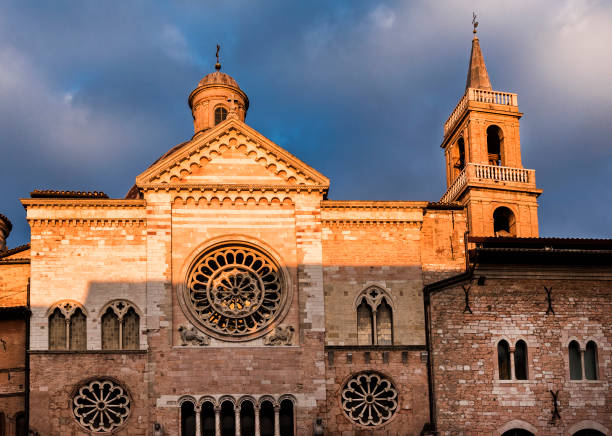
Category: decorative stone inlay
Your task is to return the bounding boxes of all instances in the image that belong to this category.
[183,242,288,340]
[341,372,398,427]
[72,379,131,432]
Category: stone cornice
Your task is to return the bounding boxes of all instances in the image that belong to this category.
[27,218,146,227]
[321,200,429,210]
[322,219,422,226]
[21,199,146,209]
[139,183,329,194]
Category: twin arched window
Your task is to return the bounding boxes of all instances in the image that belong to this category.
[48,301,87,350]
[48,300,140,350]
[356,287,393,346]
[101,301,140,350]
[569,340,598,380]
[497,339,528,380]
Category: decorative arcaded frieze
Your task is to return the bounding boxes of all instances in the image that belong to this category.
[171,193,295,207]
[321,200,429,210]
[21,199,146,209]
[28,218,146,227]
[322,219,422,227]
[140,183,328,194]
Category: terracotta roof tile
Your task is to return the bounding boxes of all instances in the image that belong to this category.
[30,190,109,199]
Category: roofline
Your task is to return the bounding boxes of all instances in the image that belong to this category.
[0,244,30,259]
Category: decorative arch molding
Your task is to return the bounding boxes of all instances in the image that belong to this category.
[218,395,237,407]
[177,395,198,407]
[46,299,88,318]
[237,395,257,408]
[197,395,218,408]
[258,395,278,407]
[278,394,297,405]
[496,419,538,435]
[100,299,142,320]
[353,284,395,311]
[568,420,609,435]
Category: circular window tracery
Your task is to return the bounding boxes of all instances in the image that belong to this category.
[72,379,131,432]
[341,372,398,427]
[183,242,288,340]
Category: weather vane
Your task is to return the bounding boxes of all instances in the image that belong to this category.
[215,44,221,71]
[472,12,479,34]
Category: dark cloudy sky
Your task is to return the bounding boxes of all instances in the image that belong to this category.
[1,1,611,247]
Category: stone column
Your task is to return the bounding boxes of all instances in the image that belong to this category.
[215,405,221,436]
[254,404,261,436]
[274,404,281,436]
[509,347,515,379]
[235,403,241,436]
[372,310,378,345]
[581,348,586,380]
[195,404,201,436]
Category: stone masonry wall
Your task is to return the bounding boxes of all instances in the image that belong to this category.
[325,348,429,435]
[429,272,612,436]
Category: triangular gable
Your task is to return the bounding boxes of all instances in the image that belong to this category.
[136,119,329,187]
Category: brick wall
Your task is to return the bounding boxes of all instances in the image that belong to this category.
[429,271,612,436]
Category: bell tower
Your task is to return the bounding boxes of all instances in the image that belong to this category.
[440,22,541,237]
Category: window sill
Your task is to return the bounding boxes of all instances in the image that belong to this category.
[29,349,148,355]
[568,379,603,383]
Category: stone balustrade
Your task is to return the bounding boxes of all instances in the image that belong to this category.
[444,88,518,135]
[440,163,534,203]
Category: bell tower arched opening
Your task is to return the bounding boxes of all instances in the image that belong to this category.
[487,125,502,166]
[493,206,516,237]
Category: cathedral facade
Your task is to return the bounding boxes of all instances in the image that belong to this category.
[0,32,610,436]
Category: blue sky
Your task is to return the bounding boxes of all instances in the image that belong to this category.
[1,0,611,246]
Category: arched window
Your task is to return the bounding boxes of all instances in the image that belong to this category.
[49,307,67,350]
[585,341,598,380]
[514,340,528,380]
[493,206,516,237]
[497,340,511,380]
[487,125,502,166]
[48,301,87,350]
[502,430,534,436]
[259,401,275,436]
[355,287,394,346]
[376,299,393,345]
[279,399,295,436]
[201,402,216,436]
[455,137,466,171]
[181,401,196,436]
[569,340,582,380]
[215,106,228,125]
[220,400,235,435]
[14,412,26,436]
[101,301,140,350]
[357,301,373,345]
[240,400,256,436]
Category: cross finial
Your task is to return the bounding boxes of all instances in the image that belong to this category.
[215,44,221,71]
[472,12,479,34]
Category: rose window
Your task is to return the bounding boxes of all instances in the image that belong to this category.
[72,379,131,432]
[184,243,288,339]
[341,372,398,427]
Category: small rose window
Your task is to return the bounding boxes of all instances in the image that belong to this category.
[341,372,398,427]
[72,379,131,432]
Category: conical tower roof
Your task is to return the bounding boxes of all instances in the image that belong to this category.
[465,34,492,90]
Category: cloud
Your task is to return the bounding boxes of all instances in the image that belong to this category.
[370,4,396,29]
